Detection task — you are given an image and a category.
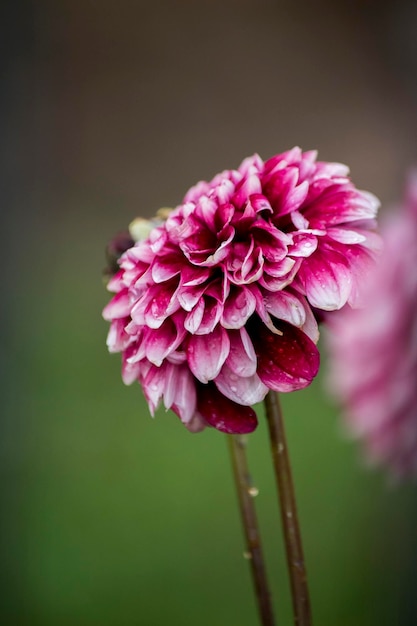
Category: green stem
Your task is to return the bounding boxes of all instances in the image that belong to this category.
[264,391,312,626]
[228,434,276,626]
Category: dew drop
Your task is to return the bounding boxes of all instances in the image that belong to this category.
[243,551,252,560]
[248,486,259,497]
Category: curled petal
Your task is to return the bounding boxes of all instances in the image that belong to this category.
[144,319,185,366]
[151,252,184,283]
[141,363,166,414]
[121,347,141,385]
[184,298,205,333]
[226,328,257,377]
[326,228,367,245]
[167,365,198,425]
[177,284,206,311]
[296,246,352,310]
[288,232,318,257]
[102,289,131,320]
[249,317,320,392]
[107,270,126,293]
[215,364,268,405]
[263,290,307,328]
[221,286,257,329]
[232,171,262,209]
[140,281,181,328]
[106,318,131,353]
[196,382,258,434]
[187,325,230,383]
[195,298,223,334]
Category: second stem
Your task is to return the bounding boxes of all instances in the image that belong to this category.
[264,391,312,626]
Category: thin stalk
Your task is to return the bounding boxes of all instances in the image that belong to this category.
[264,391,312,626]
[228,434,276,626]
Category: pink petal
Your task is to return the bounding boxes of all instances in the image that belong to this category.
[251,220,291,262]
[141,363,166,414]
[166,365,197,424]
[288,232,318,257]
[144,319,185,366]
[177,284,207,311]
[248,193,273,214]
[296,246,352,310]
[281,180,309,214]
[221,286,257,329]
[140,281,180,328]
[232,171,262,209]
[121,347,141,385]
[249,318,320,392]
[263,290,307,328]
[196,383,258,434]
[151,252,184,283]
[106,318,130,353]
[184,298,205,333]
[102,289,131,320]
[299,298,320,343]
[194,298,223,335]
[180,265,211,287]
[228,243,264,285]
[215,365,268,405]
[326,228,367,244]
[305,186,380,228]
[107,270,126,293]
[225,328,257,377]
[187,325,230,383]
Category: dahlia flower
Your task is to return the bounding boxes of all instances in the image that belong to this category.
[326,172,417,477]
[103,147,380,434]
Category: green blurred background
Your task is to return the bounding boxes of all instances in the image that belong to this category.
[3,1,417,624]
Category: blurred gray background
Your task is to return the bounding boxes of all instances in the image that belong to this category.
[2,1,417,624]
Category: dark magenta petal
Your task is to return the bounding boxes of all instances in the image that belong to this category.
[196,382,258,434]
[249,317,320,392]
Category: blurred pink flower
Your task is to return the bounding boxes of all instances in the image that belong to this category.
[103,147,380,434]
[326,173,417,477]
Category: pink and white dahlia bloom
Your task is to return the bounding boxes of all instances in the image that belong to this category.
[326,172,417,477]
[103,147,380,434]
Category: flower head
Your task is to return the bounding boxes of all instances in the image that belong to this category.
[103,147,380,434]
[326,172,417,477]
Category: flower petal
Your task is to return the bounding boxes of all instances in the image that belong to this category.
[141,363,166,414]
[264,290,307,328]
[225,328,257,377]
[296,246,352,310]
[102,289,131,320]
[196,382,258,434]
[215,365,268,405]
[249,317,320,392]
[144,319,185,366]
[187,325,230,383]
[167,365,197,424]
[221,286,257,329]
